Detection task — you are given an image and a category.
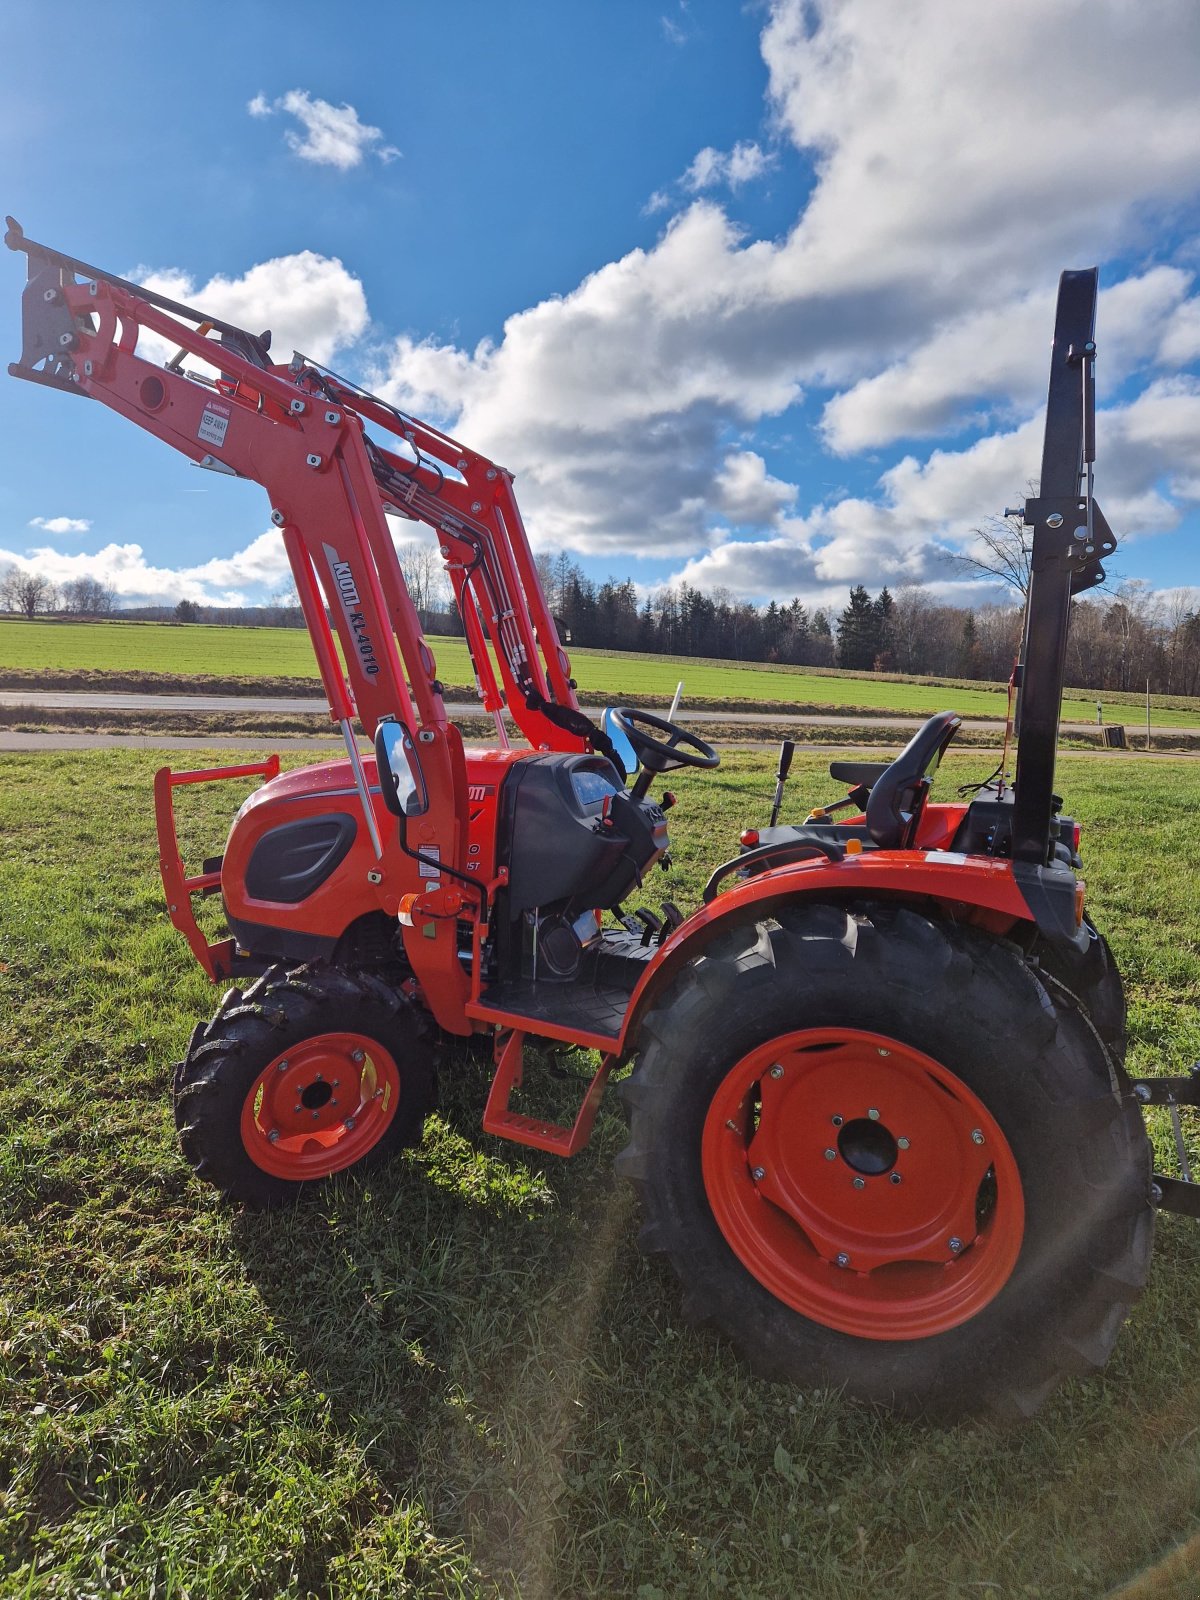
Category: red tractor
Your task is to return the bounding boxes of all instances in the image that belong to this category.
[10,219,1195,1419]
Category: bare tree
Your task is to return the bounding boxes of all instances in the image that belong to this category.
[1,566,58,618]
[396,539,448,620]
[61,575,117,615]
[952,507,1035,600]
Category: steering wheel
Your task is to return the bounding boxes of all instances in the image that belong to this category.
[610,706,720,775]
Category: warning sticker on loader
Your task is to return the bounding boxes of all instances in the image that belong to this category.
[197,404,230,449]
[418,846,441,880]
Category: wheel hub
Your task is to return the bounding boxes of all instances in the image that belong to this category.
[701,1028,1024,1339]
[240,1031,401,1180]
[837,1117,898,1176]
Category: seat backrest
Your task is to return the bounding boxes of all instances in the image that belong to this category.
[865,711,962,848]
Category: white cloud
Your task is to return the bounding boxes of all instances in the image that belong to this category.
[248,89,400,169]
[47,2,1198,610]
[682,141,772,192]
[28,516,91,536]
[822,267,1195,455]
[663,373,1200,604]
[662,7,689,46]
[0,531,292,608]
[134,251,368,367]
[371,0,1200,591]
[713,450,795,525]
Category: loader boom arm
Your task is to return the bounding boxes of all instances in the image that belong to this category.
[6,218,592,1032]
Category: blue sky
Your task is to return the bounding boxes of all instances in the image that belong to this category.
[3,0,1199,614]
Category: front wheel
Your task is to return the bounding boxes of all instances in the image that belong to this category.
[173,964,436,1208]
[617,904,1153,1419]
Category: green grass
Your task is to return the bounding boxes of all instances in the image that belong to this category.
[2,748,1200,1597]
[4,617,1199,726]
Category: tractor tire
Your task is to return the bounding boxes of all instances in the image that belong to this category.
[1037,916,1127,1060]
[616,903,1153,1420]
[173,963,436,1209]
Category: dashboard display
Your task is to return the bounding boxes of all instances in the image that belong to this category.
[570,768,621,809]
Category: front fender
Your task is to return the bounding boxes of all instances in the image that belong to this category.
[615,849,1037,1055]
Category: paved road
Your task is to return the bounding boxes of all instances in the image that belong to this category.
[0,688,1186,737]
[3,730,1189,757]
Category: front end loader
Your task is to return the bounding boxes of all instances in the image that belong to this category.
[10,218,1195,1419]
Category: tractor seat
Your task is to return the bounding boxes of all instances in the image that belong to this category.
[760,711,963,856]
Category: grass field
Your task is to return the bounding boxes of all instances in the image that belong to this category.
[2,746,1199,1597]
[4,618,1199,727]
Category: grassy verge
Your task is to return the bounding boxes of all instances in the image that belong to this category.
[3,620,1198,727]
[1,749,1199,1597]
[4,703,1200,754]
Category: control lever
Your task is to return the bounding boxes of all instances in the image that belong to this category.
[768,738,796,828]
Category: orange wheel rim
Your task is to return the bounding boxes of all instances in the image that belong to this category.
[240,1032,402,1181]
[701,1028,1024,1340]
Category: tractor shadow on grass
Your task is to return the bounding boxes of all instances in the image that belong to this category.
[230,1042,1200,1599]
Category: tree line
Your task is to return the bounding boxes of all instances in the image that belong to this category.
[5,551,1199,697]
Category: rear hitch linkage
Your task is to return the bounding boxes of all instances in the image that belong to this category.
[1132,1064,1200,1217]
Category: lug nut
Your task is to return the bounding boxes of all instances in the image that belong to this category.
[877,1048,891,1058]
[751,1166,766,1181]
[867,1108,880,1121]
[852,1176,866,1190]
[897,1137,910,1150]
[948,1237,963,1254]
[836,1252,850,1268]
[277,1059,289,1071]
[971,1128,985,1144]
[351,1050,364,1064]
[890,1172,902,1185]
[831,1114,844,1127]
[345,1116,357,1131]
[769,1063,784,1079]
[268,1130,280,1143]
[824,1148,836,1161]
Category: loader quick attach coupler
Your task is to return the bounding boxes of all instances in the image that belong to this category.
[1131,1065,1200,1218]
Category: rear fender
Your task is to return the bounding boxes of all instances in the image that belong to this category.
[615,850,1034,1055]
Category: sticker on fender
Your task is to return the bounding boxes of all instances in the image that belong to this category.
[924,850,968,865]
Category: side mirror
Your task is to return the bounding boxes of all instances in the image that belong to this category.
[374,719,429,818]
[602,707,638,784]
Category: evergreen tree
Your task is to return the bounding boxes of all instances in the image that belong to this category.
[958,612,983,677]
[874,587,895,669]
[837,585,879,669]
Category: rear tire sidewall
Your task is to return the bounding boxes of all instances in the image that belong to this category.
[633,908,1147,1410]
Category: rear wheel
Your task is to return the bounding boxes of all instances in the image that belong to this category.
[174,964,435,1208]
[617,903,1153,1419]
